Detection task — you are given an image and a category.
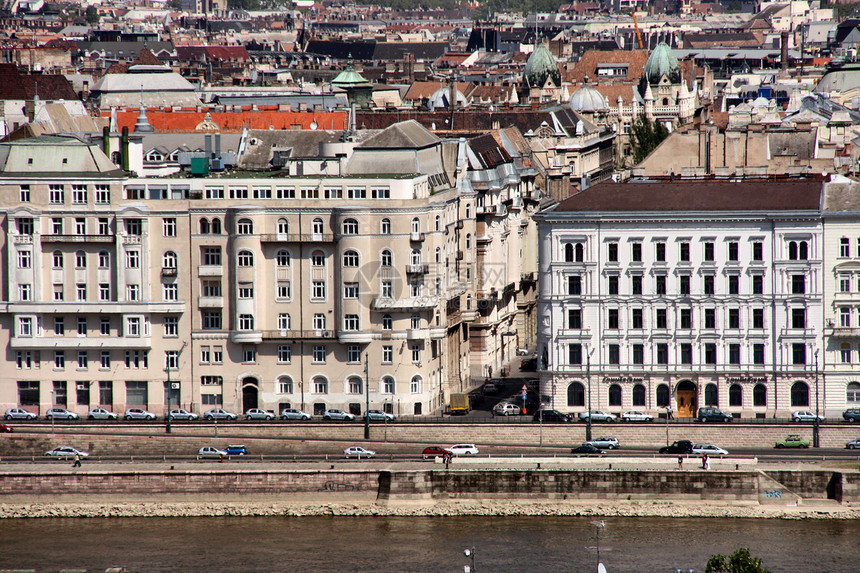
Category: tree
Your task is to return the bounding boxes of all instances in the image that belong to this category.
[85,6,99,23]
[706,548,770,573]
[629,115,669,164]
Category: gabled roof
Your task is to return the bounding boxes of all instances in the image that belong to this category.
[105,108,348,133]
[0,134,123,175]
[0,64,77,100]
[356,119,439,149]
[564,49,650,84]
[175,46,250,61]
[468,133,511,169]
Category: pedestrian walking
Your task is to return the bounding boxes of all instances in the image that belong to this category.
[72,452,81,468]
[666,404,674,420]
[677,456,683,470]
[702,454,710,471]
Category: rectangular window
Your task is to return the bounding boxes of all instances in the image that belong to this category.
[680,308,692,329]
[20,185,30,202]
[656,343,668,365]
[632,344,644,365]
[213,346,223,364]
[680,242,690,262]
[276,187,295,199]
[753,308,764,329]
[842,346,852,364]
[238,285,254,300]
[163,283,178,301]
[704,308,716,329]
[792,343,807,365]
[98,218,110,236]
[278,345,292,363]
[126,250,140,268]
[752,241,763,261]
[568,309,582,329]
[680,275,690,295]
[311,281,326,300]
[607,308,619,329]
[411,344,421,363]
[631,242,642,262]
[728,275,739,295]
[841,274,851,293]
[239,314,255,330]
[568,343,582,365]
[655,275,666,295]
[704,343,717,364]
[655,242,666,262]
[382,345,393,364]
[656,308,667,329]
[312,345,326,363]
[631,275,642,295]
[52,217,63,235]
[242,347,256,364]
[607,242,618,262]
[99,283,110,301]
[842,307,851,327]
[608,276,618,295]
[704,241,715,262]
[100,317,110,335]
[100,351,110,369]
[277,283,291,300]
[792,308,807,329]
[49,184,64,204]
[163,218,176,237]
[77,317,87,336]
[728,241,739,261]
[202,311,222,330]
[681,343,692,365]
[72,185,87,204]
[77,351,88,369]
[343,283,359,299]
[753,344,765,365]
[55,350,65,369]
[631,308,643,329]
[18,284,31,301]
[202,247,221,266]
[200,346,211,364]
[729,308,740,329]
[753,275,764,295]
[16,351,34,369]
[608,344,620,365]
[17,249,31,268]
[126,284,139,301]
[95,185,110,204]
[16,217,33,235]
[76,283,87,301]
[55,317,65,335]
[841,238,851,257]
[704,275,715,295]
[344,315,359,331]
[792,275,806,294]
[164,316,178,337]
[568,276,582,295]
[347,345,361,363]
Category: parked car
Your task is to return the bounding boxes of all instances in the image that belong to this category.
[659,440,694,454]
[225,444,248,455]
[198,446,227,457]
[422,446,451,459]
[44,446,89,458]
[203,409,237,421]
[579,410,617,423]
[124,408,157,421]
[845,438,860,449]
[571,443,605,455]
[533,409,572,423]
[45,408,79,421]
[483,382,500,394]
[280,408,312,421]
[364,409,396,422]
[494,402,522,416]
[775,435,810,448]
[520,357,537,371]
[692,444,729,456]
[585,437,619,450]
[245,408,274,421]
[167,409,199,421]
[621,410,654,423]
[323,409,355,421]
[87,408,118,420]
[344,446,375,458]
[697,407,733,423]
[792,410,825,423]
[0,423,13,433]
[4,408,37,420]
[843,408,860,422]
[448,444,479,456]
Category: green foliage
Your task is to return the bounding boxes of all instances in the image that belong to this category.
[228,0,262,10]
[832,1,860,20]
[167,0,183,10]
[706,548,770,573]
[630,115,669,164]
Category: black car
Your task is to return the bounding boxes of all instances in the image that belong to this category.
[696,407,732,423]
[844,408,860,422]
[571,443,605,455]
[533,409,572,423]
[659,440,694,454]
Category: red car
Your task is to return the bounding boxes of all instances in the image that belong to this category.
[0,423,12,433]
[422,446,450,459]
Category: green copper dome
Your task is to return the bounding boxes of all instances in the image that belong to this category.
[644,42,681,85]
[524,43,561,88]
[332,59,371,89]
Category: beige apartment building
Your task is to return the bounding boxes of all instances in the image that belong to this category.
[0,122,540,418]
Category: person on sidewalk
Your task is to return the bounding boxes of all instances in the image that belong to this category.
[666,404,674,420]
[72,452,82,468]
[677,456,683,470]
[702,454,710,470]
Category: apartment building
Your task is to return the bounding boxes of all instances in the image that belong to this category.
[535,180,824,419]
[0,121,540,418]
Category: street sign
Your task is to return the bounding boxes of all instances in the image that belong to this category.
[522,384,528,393]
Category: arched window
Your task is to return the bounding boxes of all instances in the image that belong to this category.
[789,241,798,260]
[608,384,622,406]
[435,215,440,231]
[410,375,422,393]
[380,218,391,234]
[799,241,809,260]
[237,250,254,267]
[791,381,809,407]
[632,384,646,406]
[411,217,420,234]
[466,234,472,249]
[343,250,359,267]
[162,251,177,269]
[53,251,64,268]
[729,384,743,407]
[276,250,291,266]
[312,375,328,394]
[382,314,392,330]
[199,218,210,234]
[411,249,421,265]
[98,251,109,269]
[565,243,574,262]
[312,218,324,235]
[381,249,392,267]
[75,250,87,269]
[211,218,222,234]
[435,247,441,263]
[311,250,325,266]
[277,218,289,234]
[575,243,584,262]
[348,376,363,394]
[466,295,473,310]
[342,218,359,235]
[567,381,585,406]
[465,204,471,219]
[278,376,293,394]
[237,218,254,234]
[383,376,395,394]
[705,383,719,406]
[656,384,670,407]
[754,383,767,407]
[848,382,860,403]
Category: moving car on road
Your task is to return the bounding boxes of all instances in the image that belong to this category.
[692,444,729,456]
[0,423,13,433]
[775,435,810,448]
[225,445,248,455]
[621,410,653,422]
[280,408,312,420]
[124,408,157,421]
[792,410,825,423]
[245,408,274,421]
[697,407,732,423]
[843,408,860,422]
[204,408,237,421]
[846,438,860,449]
[344,446,375,458]
[4,408,37,420]
[364,409,396,421]
[448,444,479,456]
[323,409,355,421]
[167,409,198,421]
[585,437,619,449]
[579,410,617,423]
[533,409,572,423]
[88,408,118,420]
[45,408,79,420]
[422,446,450,459]
[198,446,227,457]
[659,440,694,454]
[44,446,89,458]
[571,443,605,455]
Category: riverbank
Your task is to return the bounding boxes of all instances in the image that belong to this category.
[2,498,859,520]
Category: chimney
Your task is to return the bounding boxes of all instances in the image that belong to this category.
[103,125,111,159]
[205,134,212,159]
[781,31,789,72]
[215,133,221,158]
[121,127,130,171]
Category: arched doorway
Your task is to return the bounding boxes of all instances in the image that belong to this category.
[676,380,697,418]
[242,377,259,411]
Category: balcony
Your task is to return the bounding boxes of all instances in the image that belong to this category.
[410,231,425,242]
[406,329,428,341]
[510,197,523,210]
[198,296,224,308]
[429,327,447,339]
[372,296,439,311]
[259,233,335,243]
[460,310,479,322]
[230,330,262,344]
[161,267,178,277]
[10,335,152,350]
[826,326,860,338]
[406,264,429,275]
[121,235,142,245]
[42,234,115,244]
[779,327,817,339]
[476,205,494,215]
[261,330,335,340]
[198,264,223,277]
[339,331,373,344]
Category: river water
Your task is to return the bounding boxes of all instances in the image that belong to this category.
[1,515,857,572]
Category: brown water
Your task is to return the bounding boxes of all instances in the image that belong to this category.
[0,515,856,572]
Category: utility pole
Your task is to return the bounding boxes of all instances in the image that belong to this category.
[814,349,820,448]
[586,353,593,441]
[364,352,370,440]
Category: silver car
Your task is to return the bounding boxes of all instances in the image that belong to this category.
[4,408,37,420]
[44,446,89,458]
[87,408,118,420]
[692,443,729,456]
[167,409,199,421]
[204,409,237,421]
[585,436,620,449]
[323,409,355,421]
[245,408,274,420]
[344,446,375,458]
[621,410,654,422]
[45,408,79,420]
[280,408,312,420]
[198,446,227,457]
[364,409,396,421]
[124,408,157,421]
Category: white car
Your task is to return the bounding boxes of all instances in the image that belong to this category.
[323,409,355,421]
[245,408,274,420]
[280,408,312,420]
[204,408,237,421]
[4,408,37,420]
[198,446,227,457]
[792,410,825,423]
[585,436,620,449]
[579,410,618,423]
[124,408,157,421]
[167,409,199,421]
[364,409,396,421]
[87,408,118,420]
[448,444,479,456]
[494,402,522,416]
[692,443,729,456]
[344,446,376,458]
[621,410,654,422]
[44,446,89,458]
[45,408,79,420]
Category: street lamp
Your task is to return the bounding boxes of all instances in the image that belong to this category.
[364,352,370,440]
[814,349,820,448]
[586,352,593,442]
[166,342,187,434]
[464,546,476,573]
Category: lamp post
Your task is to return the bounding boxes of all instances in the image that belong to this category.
[364,352,370,440]
[166,363,173,434]
[586,352,593,442]
[50,390,55,435]
[464,546,476,573]
[814,348,820,448]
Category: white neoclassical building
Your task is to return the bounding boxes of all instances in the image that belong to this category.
[535,179,825,419]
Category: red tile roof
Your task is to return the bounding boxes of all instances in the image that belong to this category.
[102,107,348,133]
